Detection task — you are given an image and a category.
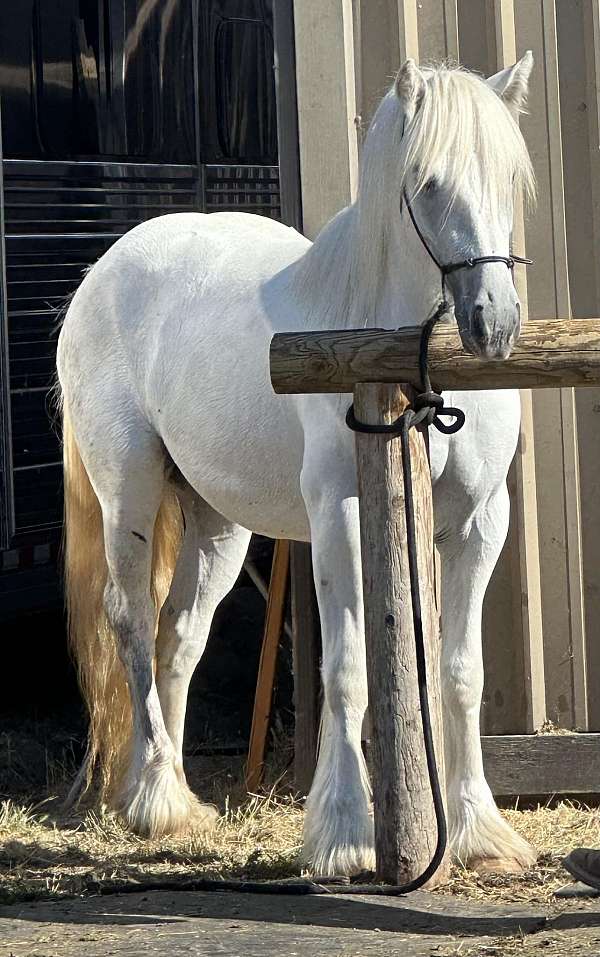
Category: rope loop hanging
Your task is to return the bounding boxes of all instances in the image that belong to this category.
[345,303,465,440]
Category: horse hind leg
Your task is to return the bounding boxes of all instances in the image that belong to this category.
[65,401,216,837]
[155,484,251,772]
[102,462,221,838]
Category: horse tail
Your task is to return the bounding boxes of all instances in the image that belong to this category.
[62,405,182,806]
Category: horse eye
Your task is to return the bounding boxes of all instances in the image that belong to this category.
[424,178,438,194]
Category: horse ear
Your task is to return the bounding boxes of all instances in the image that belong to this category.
[394,59,426,119]
[486,50,533,115]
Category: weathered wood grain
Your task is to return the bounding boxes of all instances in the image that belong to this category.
[482,733,600,796]
[354,382,449,887]
[270,318,600,394]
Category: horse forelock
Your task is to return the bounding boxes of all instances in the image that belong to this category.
[361,63,535,218]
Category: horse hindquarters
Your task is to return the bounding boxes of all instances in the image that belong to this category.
[62,407,216,837]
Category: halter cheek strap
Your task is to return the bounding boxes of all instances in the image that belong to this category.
[401,188,532,298]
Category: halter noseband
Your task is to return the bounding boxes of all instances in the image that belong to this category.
[401,188,532,298]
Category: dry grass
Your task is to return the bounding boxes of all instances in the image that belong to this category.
[445,801,600,907]
[2,735,600,957]
[3,785,600,956]
[0,780,598,910]
[0,788,304,904]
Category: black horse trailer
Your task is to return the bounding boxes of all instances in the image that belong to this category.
[0,0,300,617]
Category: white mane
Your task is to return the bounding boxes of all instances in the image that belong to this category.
[293,63,535,330]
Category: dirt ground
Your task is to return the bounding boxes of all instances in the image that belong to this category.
[3,885,600,957]
[2,700,600,955]
[3,758,600,956]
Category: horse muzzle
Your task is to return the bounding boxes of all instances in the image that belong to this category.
[456,298,521,360]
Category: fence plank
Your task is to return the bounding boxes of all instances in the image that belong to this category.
[479,0,538,735]
[558,0,600,731]
[397,0,419,61]
[290,542,321,796]
[246,539,290,793]
[355,0,400,130]
[457,0,495,74]
[510,393,546,732]
[444,0,460,60]
[579,0,600,730]
[542,0,586,729]
[292,0,358,241]
[291,0,360,796]
[483,734,600,795]
[271,318,600,394]
[514,0,587,730]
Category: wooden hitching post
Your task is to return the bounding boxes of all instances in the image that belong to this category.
[353,382,449,887]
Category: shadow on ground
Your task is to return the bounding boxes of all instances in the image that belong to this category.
[3,886,598,936]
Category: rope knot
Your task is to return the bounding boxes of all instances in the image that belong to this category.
[346,303,465,437]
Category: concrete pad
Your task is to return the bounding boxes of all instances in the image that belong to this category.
[0,888,551,957]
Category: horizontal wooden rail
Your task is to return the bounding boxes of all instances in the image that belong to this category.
[270,318,600,394]
[482,734,600,796]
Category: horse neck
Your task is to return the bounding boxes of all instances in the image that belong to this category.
[290,201,443,332]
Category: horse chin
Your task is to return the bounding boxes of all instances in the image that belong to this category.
[457,327,515,361]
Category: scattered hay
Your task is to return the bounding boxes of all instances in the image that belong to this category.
[443,801,600,908]
[0,788,304,904]
[3,792,600,956]
[0,790,598,910]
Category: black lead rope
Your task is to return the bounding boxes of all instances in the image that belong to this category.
[334,195,532,896]
[343,304,463,897]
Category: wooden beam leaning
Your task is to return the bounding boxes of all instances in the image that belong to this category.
[354,382,449,887]
[290,541,321,796]
[271,318,600,394]
[246,539,290,793]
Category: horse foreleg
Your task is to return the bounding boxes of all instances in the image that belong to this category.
[439,485,536,872]
[156,487,251,767]
[301,472,374,876]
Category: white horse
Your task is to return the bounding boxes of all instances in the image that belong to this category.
[57,56,537,876]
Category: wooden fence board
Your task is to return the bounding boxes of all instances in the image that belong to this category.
[290,542,321,796]
[271,318,600,394]
[483,734,600,795]
[292,0,358,241]
[514,0,587,730]
[559,0,600,731]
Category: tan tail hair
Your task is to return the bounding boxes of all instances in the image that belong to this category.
[62,406,183,805]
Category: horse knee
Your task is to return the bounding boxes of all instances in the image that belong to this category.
[442,653,484,715]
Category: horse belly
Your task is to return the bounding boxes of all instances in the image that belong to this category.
[161,398,311,542]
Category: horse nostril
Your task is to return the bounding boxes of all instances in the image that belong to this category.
[471,303,486,340]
